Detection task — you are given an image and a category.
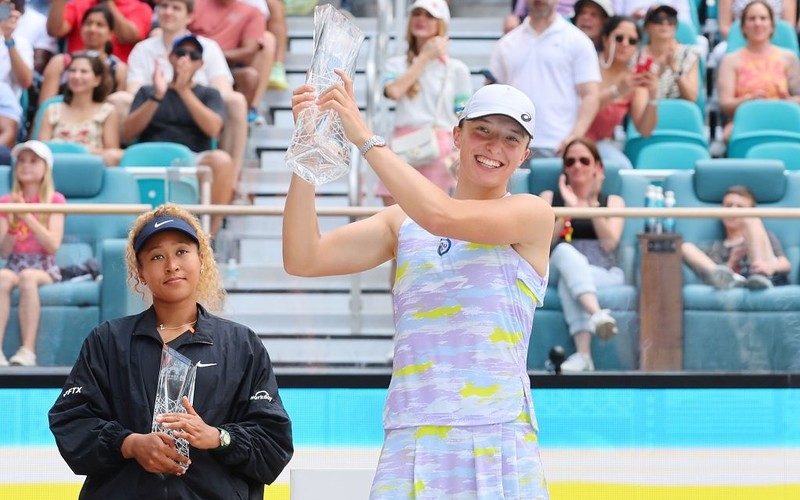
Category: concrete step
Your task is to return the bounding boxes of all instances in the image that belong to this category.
[256,334,394,367]
[219,262,391,290]
[238,167,350,196]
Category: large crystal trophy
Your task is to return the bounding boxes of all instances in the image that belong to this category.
[284,4,366,186]
[151,346,197,470]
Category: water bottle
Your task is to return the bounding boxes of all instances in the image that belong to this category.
[663,190,676,233]
[644,184,657,233]
[654,186,665,234]
[226,258,239,288]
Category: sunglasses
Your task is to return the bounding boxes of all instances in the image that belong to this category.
[172,47,202,61]
[648,14,678,25]
[614,34,639,45]
[564,156,592,167]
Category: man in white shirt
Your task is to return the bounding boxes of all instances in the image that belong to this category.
[0,0,33,101]
[490,0,600,157]
[14,3,58,76]
[122,0,247,178]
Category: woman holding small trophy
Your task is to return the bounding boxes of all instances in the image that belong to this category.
[49,205,293,499]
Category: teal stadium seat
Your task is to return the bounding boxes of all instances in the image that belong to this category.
[663,159,800,371]
[745,142,800,170]
[30,95,64,140]
[726,19,800,54]
[726,100,800,158]
[635,142,710,170]
[119,142,201,206]
[624,99,708,166]
[511,158,649,370]
[0,153,142,366]
[44,141,90,154]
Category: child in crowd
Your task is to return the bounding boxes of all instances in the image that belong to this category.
[0,140,65,367]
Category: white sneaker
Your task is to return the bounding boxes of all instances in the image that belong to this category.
[561,352,595,372]
[590,309,618,341]
[9,347,37,367]
[0,351,8,366]
[744,274,773,290]
[707,264,746,289]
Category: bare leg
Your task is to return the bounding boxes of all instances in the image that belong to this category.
[251,31,277,110]
[199,150,237,235]
[107,91,134,146]
[17,269,53,353]
[682,242,718,276]
[740,218,776,267]
[0,269,19,349]
[219,90,248,175]
[267,0,288,63]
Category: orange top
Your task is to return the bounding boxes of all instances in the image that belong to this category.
[735,46,788,99]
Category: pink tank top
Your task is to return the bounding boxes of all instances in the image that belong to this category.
[587,95,632,141]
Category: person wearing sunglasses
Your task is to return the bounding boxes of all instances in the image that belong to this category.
[586,15,658,169]
[539,137,626,372]
[124,34,236,235]
[640,4,699,102]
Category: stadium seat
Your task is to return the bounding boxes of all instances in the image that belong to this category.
[44,141,90,154]
[726,100,800,158]
[663,159,800,371]
[0,154,142,366]
[512,158,648,371]
[30,95,64,140]
[635,142,710,170]
[118,142,203,207]
[623,98,708,166]
[726,19,800,54]
[745,142,800,170]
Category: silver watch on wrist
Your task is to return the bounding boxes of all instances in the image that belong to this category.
[215,427,231,450]
[359,135,386,157]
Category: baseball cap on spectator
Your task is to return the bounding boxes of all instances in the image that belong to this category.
[171,33,204,55]
[460,84,536,139]
[644,4,678,24]
[574,0,614,18]
[134,215,199,254]
[409,0,450,24]
[11,140,54,170]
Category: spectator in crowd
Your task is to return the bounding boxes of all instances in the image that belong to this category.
[39,4,128,105]
[641,4,699,102]
[491,0,601,157]
[14,0,58,76]
[123,35,235,235]
[49,204,293,497]
[381,0,472,206]
[718,0,795,41]
[189,0,275,123]
[0,140,65,367]
[717,0,800,141]
[1,0,34,101]
[46,0,153,63]
[573,0,614,50]
[587,15,657,168]
[682,185,791,289]
[539,138,623,373]
[0,81,20,164]
[612,0,693,25]
[504,0,580,32]
[125,0,247,184]
[39,53,124,166]
[266,0,289,90]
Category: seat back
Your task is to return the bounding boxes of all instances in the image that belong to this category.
[624,99,708,164]
[119,142,200,206]
[726,19,800,54]
[44,141,90,154]
[745,142,800,170]
[663,159,800,283]
[30,95,64,140]
[727,100,800,157]
[51,153,140,261]
[635,142,710,170]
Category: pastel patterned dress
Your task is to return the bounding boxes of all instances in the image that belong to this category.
[370,217,550,499]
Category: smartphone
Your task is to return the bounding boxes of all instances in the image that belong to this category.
[635,54,654,74]
[0,3,10,21]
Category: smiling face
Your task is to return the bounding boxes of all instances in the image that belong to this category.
[137,230,203,308]
[741,1,774,42]
[562,141,601,186]
[80,11,112,51]
[158,0,192,33]
[645,9,678,42]
[14,150,47,188]
[604,20,640,64]
[454,115,530,190]
[407,7,445,46]
[66,57,102,94]
[575,3,607,42]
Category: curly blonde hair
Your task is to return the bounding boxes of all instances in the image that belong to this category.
[125,204,225,311]
[405,17,448,100]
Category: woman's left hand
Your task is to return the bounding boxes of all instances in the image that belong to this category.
[633,70,659,98]
[156,396,221,450]
[317,69,372,146]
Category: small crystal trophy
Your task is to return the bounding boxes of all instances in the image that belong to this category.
[284,4,366,186]
[151,345,197,470]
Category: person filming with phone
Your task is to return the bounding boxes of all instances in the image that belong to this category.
[0,0,34,105]
[586,15,658,168]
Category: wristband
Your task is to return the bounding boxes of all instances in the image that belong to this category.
[148,95,162,103]
[647,99,659,107]
[4,39,15,48]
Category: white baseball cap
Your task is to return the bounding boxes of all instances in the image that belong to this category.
[460,84,536,139]
[574,0,614,18]
[409,0,450,24]
[11,140,54,170]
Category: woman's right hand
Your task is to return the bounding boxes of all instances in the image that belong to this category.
[317,70,372,147]
[120,432,190,475]
[291,84,316,123]
[419,36,448,63]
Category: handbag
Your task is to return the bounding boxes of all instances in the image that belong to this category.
[390,63,449,168]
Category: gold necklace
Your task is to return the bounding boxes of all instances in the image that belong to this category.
[158,320,197,332]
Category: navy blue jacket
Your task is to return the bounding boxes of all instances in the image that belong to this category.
[49,305,293,500]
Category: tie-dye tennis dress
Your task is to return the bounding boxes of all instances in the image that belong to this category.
[370,217,550,499]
